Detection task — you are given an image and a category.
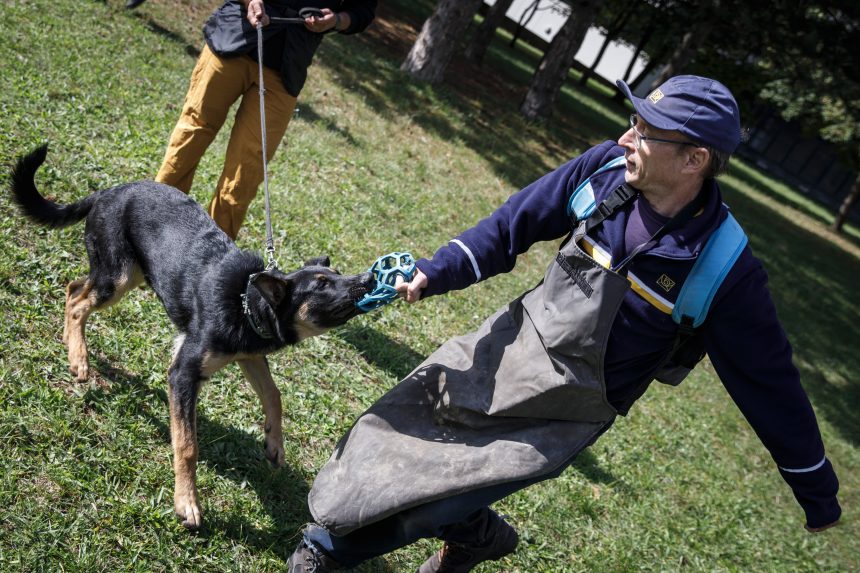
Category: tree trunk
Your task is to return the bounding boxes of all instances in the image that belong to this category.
[579,0,637,86]
[401,0,484,84]
[650,2,718,89]
[520,0,598,120]
[465,0,516,66]
[831,171,860,233]
[621,16,656,82]
[510,0,540,47]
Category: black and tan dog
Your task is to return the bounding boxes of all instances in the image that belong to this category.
[9,145,376,529]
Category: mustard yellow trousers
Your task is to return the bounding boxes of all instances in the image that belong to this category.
[156,44,297,239]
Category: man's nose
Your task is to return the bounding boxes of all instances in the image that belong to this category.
[617,127,635,149]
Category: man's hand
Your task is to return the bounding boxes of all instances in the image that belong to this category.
[245,0,268,27]
[304,8,341,33]
[395,268,427,304]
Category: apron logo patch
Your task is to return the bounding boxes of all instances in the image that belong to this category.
[556,252,593,298]
[656,274,676,292]
[648,88,664,103]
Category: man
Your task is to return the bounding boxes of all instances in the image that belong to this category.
[287,76,842,571]
[155,0,376,239]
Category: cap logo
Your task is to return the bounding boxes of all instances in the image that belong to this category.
[648,89,665,104]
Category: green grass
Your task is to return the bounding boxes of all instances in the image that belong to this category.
[1,0,858,571]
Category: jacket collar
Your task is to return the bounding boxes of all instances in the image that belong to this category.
[599,172,726,262]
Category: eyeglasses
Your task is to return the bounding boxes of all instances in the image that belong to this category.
[628,115,698,150]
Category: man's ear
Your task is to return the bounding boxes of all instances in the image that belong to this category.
[251,273,293,308]
[304,256,331,268]
[684,147,710,175]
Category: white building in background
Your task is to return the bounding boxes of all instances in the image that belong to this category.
[486,0,655,95]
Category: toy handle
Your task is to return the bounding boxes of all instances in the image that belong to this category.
[356,252,416,312]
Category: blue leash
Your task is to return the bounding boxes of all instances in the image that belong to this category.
[356,252,416,312]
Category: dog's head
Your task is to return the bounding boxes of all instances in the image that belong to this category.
[248,256,376,343]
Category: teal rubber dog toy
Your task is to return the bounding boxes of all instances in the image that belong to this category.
[356,252,416,312]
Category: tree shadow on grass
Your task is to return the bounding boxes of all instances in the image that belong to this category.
[292,102,361,147]
[728,158,860,247]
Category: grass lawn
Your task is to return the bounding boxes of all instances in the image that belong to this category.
[1,0,857,571]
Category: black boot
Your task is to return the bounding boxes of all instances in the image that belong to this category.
[287,539,343,572]
[417,510,518,573]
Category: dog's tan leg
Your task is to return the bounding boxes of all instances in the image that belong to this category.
[63,278,87,346]
[168,360,203,530]
[63,266,144,381]
[238,356,285,468]
[64,279,95,381]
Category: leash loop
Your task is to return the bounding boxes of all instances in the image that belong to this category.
[269,7,325,25]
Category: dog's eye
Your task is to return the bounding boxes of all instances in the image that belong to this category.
[315,274,330,288]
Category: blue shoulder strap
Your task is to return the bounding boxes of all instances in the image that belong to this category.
[566,155,627,220]
[671,212,748,328]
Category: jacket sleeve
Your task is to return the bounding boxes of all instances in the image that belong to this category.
[703,252,841,529]
[416,141,622,297]
[339,0,376,34]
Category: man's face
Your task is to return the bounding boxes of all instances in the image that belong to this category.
[617,115,694,193]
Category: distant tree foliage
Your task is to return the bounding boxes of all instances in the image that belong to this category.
[754,1,860,231]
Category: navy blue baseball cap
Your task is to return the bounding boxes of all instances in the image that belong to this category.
[616,75,741,154]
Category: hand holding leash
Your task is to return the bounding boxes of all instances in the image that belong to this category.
[246,0,269,27]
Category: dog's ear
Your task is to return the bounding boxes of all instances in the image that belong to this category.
[304,256,331,268]
[251,273,293,308]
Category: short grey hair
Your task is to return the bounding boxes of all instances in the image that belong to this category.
[706,147,731,178]
[678,145,731,178]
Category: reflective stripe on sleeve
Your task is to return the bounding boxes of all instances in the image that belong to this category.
[451,239,482,282]
[779,456,826,473]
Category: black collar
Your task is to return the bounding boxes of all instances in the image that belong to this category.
[241,273,274,339]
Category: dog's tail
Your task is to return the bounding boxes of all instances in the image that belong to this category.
[10,145,97,228]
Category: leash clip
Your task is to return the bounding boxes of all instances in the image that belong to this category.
[265,246,278,270]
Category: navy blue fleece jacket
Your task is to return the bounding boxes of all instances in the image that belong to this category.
[415,141,840,529]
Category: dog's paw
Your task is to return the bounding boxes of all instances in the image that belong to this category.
[174,496,203,530]
[265,439,285,468]
[69,359,89,381]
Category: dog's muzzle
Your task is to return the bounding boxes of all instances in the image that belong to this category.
[349,284,370,301]
[349,272,377,301]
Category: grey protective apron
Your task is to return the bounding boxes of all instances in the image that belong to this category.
[310,218,630,536]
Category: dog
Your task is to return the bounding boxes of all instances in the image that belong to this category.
[9,145,376,529]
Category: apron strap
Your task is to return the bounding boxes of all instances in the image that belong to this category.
[582,184,637,234]
[611,187,709,273]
